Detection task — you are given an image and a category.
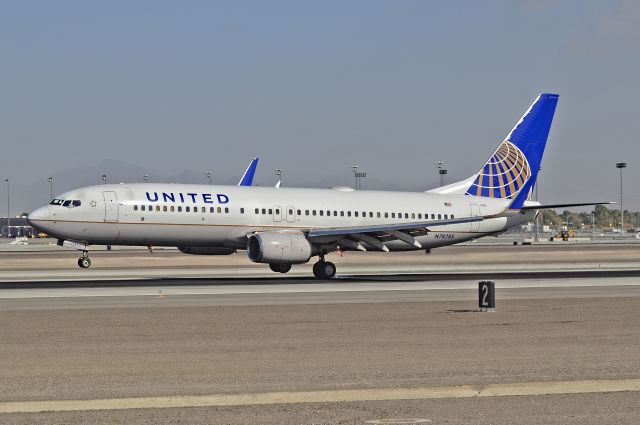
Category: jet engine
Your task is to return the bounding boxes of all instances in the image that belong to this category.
[177,246,236,255]
[247,232,312,264]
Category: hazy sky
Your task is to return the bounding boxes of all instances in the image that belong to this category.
[2,1,640,214]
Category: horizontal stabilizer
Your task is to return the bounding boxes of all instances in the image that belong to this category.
[519,201,614,211]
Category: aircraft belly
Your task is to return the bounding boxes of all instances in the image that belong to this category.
[114,223,243,246]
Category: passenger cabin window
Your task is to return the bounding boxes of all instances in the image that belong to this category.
[156,206,160,212]
[354,212,359,217]
[438,214,442,219]
[141,205,146,211]
[319,210,324,216]
[312,210,317,216]
[170,206,175,212]
[431,214,435,219]
[255,208,259,214]
[163,206,167,212]
[177,206,182,212]
[391,213,395,218]
[451,214,454,219]
[262,208,266,214]
[241,208,245,214]
[210,207,215,213]
[186,206,191,212]
[134,205,138,211]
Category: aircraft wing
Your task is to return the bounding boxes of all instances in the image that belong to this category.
[305,216,482,251]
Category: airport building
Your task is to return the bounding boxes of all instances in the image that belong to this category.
[0,217,37,238]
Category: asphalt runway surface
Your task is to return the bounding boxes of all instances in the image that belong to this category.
[1,245,639,424]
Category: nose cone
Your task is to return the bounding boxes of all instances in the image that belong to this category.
[27,206,50,230]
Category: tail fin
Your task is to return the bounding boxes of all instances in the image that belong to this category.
[238,157,259,186]
[429,93,559,208]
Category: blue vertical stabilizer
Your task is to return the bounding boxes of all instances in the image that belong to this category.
[238,157,259,186]
[464,93,559,208]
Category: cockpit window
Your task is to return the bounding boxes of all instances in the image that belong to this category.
[52,199,81,208]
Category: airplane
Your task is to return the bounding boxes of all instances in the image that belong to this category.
[27,93,608,279]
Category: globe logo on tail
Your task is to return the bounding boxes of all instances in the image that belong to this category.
[466,140,530,199]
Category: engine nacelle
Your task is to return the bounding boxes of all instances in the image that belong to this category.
[247,232,312,264]
[177,246,236,255]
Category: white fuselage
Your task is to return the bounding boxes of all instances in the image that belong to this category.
[28,183,535,253]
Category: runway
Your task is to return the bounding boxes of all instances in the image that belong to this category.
[1,245,639,424]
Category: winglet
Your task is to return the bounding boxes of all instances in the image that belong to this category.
[238,157,259,186]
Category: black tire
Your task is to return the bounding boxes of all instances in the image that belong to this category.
[313,261,336,279]
[78,257,91,268]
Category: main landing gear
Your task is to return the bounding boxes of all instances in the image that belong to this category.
[312,255,336,280]
[77,251,91,269]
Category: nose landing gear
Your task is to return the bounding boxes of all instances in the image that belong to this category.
[77,251,91,269]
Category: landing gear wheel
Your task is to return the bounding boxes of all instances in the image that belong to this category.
[312,261,336,279]
[78,256,91,269]
[269,263,292,274]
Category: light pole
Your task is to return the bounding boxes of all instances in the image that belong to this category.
[275,169,282,188]
[4,179,9,231]
[436,161,447,187]
[101,174,107,184]
[143,174,149,183]
[205,171,212,185]
[351,165,358,189]
[48,177,53,201]
[616,162,627,237]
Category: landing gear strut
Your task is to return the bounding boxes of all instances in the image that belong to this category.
[77,251,91,269]
[269,263,292,273]
[312,254,336,279]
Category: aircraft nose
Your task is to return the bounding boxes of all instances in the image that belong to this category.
[27,206,50,225]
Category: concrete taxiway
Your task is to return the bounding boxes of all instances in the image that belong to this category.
[1,244,639,424]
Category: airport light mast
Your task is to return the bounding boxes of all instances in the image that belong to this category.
[101,174,107,184]
[275,169,282,188]
[436,161,447,187]
[616,162,627,237]
[143,174,149,183]
[48,177,53,201]
[205,171,213,185]
[4,179,9,231]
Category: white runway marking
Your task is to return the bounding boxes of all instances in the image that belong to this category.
[2,379,639,413]
[1,277,639,299]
